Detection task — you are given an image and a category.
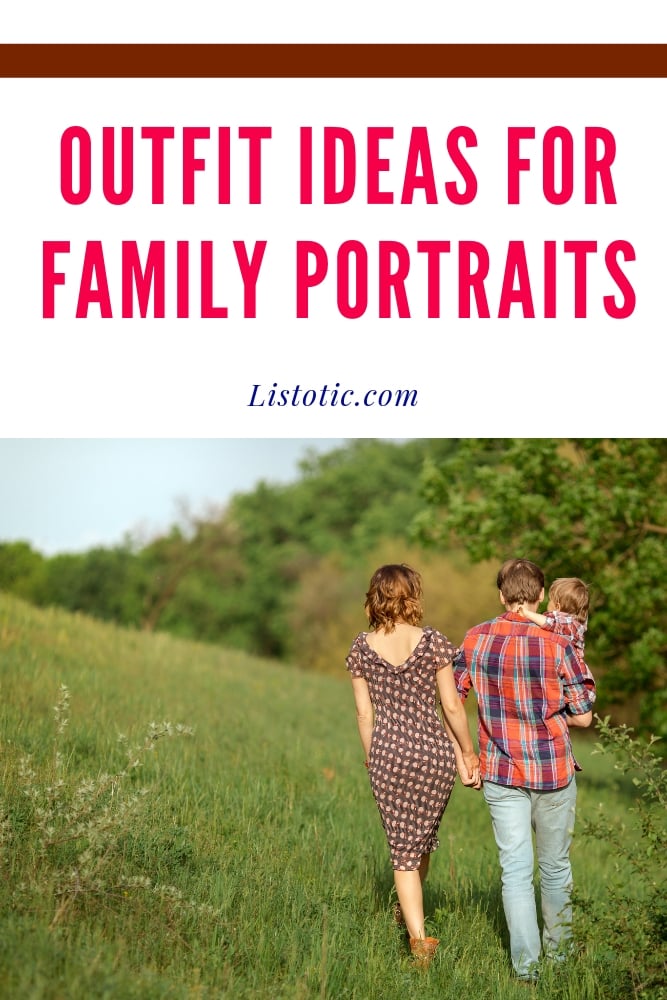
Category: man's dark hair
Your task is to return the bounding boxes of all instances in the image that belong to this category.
[497,558,545,605]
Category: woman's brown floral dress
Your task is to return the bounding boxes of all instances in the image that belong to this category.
[346,626,458,871]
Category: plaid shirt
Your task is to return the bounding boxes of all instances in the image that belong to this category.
[454,612,596,790]
[542,610,587,654]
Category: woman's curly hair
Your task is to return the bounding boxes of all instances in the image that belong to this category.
[364,564,424,631]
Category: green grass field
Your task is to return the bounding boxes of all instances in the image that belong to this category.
[0,594,652,999]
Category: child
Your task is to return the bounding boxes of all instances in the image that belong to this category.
[518,576,589,656]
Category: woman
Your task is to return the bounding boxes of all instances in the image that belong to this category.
[346,564,480,966]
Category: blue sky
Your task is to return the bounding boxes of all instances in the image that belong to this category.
[0,439,346,554]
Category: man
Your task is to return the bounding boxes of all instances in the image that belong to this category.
[454,558,596,983]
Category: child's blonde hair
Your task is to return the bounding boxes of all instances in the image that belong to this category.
[549,577,589,624]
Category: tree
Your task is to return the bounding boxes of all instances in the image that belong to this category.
[224,439,461,658]
[38,545,147,625]
[138,502,241,636]
[0,541,46,600]
[411,439,667,737]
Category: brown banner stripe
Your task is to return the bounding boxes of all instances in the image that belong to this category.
[0,43,666,78]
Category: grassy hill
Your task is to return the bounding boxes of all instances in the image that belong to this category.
[0,594,652,999]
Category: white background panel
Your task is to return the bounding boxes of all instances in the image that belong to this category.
[2,2,666,43]
[1,76,664,437]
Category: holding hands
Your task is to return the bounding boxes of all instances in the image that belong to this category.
[457,748,482,790]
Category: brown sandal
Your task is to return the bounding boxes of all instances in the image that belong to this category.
[409,936,439,968]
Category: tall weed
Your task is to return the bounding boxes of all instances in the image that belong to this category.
[575,715,667,999]
[2,683,205,931]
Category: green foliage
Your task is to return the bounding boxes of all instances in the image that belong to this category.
[289,439,459,553]
[38,545,149,626]
[139,515,245,642]
[575,716,667,999]
[412,439,667,736]
[223,439,461,658]
[0,541,46,599]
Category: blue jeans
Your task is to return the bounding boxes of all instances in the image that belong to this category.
[483,778,577,979]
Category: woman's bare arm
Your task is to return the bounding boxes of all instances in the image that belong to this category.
[350,676,374,760]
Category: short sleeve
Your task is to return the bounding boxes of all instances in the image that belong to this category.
[345,638,366,678]
[453,645,471,699]
[541,612,558,633]
[544,611,586,649]
[432,629,457,671]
